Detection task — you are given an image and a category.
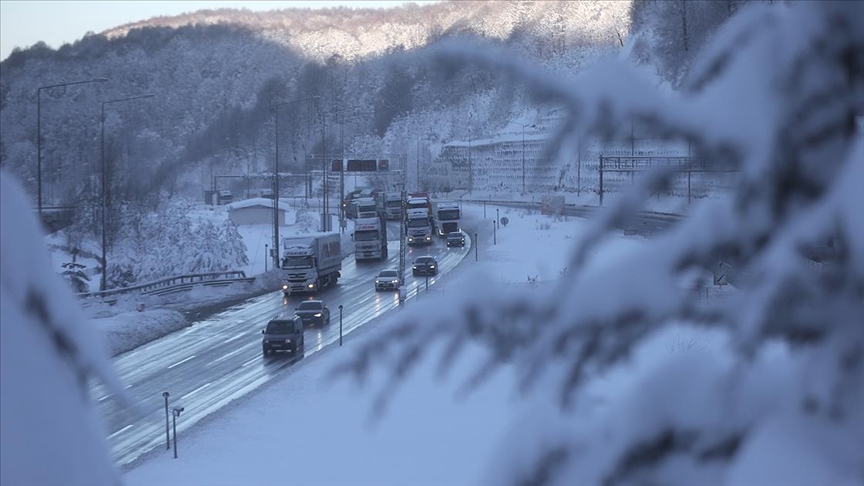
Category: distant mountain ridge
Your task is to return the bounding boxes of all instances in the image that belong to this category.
[100,1,632,63]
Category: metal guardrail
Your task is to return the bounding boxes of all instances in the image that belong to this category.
[79,271,255,301]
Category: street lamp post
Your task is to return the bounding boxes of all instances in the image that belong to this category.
[506,122,536,194]
[100,94,155,291]
[331,105,369,231]
[468,129,472,193]
[162,391,170,450]
[37,77,107,218]
[172,406,184,459]
[521,125,526,194]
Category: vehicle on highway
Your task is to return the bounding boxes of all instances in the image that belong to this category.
[406,208,434,245]
[293,299,330,327]
[374,269,401,291]
[433,200,461,236]
[384,191,403,220]
[280,232,342,296]
[446,230,466,247]
[261,314,304,357]
[412,256,438,276]
[353,215,388,262]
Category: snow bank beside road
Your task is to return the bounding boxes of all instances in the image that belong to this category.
[93,309,188,356]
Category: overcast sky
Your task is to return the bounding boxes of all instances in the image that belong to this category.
[0,0,436,61]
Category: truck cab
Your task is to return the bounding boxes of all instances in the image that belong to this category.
[384,192,403,220]
[281,233,342,295]
[406,208,433,245]
[434,200,461,236]
[354,197,379,219]
[353,216,388,262]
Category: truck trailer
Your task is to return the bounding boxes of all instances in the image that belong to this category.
[280,232,342,296]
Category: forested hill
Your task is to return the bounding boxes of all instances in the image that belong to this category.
[1,0,739,208]
[100,1,631,63]
[1,1,633,202]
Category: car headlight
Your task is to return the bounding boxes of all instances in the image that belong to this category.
[313,313,322,317]
[391,279,398,284]
[285,339,291,343]
[429,265,435,268]
[282,284,288,290]
[308,283,314,289]
[412,266,417,269]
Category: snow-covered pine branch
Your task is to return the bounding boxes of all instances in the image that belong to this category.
[334,2,864,484]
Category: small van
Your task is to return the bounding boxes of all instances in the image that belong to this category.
[261,315,304,357]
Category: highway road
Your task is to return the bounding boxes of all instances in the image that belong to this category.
[93,221,471,468]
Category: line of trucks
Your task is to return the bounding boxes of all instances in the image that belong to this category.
[277,190,460,296]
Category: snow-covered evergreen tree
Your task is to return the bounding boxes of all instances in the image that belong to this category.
[221,218,250,270]
[1,170,125,485]
[337,2,864,484]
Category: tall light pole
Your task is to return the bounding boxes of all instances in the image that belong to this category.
[273,96,319,267]
[507,122,536,195]
[468,129,473,193]
[100,94,155,291]
[330,104,367,230]
[37,77,107,218]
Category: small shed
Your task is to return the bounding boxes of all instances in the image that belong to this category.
[227,198,296,226]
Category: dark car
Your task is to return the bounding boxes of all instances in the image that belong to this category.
[446,230,466,247]
[262,315,304,357]
[412,256,439,276]
[375,270,401,291]
[294,299,330,327]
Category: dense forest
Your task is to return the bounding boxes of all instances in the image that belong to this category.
[0,0,758,288]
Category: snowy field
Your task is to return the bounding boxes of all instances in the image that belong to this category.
[123,202,731,485]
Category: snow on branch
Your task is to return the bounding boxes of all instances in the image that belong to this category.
[333,1,864,484]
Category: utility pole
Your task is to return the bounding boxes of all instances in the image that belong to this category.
[322,100,328,232]
[272,96,319,264]
[37,77,107,218]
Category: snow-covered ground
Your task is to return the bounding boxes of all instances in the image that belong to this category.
[123,201,732,485]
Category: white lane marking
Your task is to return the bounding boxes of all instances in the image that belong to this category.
[241,356,258,368]
[208,346,247,366]
[167,355,196,369]
[108,424,134,440]
[181,382,212,400]
[224,332,245,344]
[98,394,111,402]
[124,384,133,389]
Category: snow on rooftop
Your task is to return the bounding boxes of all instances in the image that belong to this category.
[226,197,292,212]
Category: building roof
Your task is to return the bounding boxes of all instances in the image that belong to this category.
[227,197,292,212]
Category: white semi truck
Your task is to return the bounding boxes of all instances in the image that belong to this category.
[433,200,461,236]
[280,232,342,296]
[384,192,403,220]
[353,215,388,262]
[406,207,434,245]
[352,196,380,219]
